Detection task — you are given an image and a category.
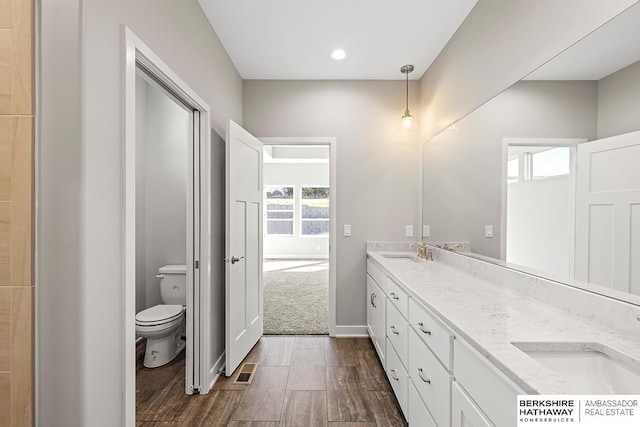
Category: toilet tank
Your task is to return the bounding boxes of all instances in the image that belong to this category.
[158,264,187,305]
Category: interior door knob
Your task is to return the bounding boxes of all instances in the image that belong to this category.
[231,256,244,264]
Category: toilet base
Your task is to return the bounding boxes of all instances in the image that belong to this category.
[143,329,186,368]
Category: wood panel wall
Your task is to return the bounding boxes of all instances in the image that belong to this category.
[0,0,33,424]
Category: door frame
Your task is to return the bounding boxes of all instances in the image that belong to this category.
[500,137,584,265]
[260,137,337,336]
[123,27,212,425]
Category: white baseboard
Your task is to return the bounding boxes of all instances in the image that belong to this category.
[333,325,369,337]
[207,351,226,392]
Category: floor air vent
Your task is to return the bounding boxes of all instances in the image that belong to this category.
[233,363,258,384]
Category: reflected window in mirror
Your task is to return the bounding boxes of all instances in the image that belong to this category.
[505,143,576,279]
[532,147,570,179]
[422,2,640,303]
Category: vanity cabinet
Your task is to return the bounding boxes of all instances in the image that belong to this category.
[408,300,453,427]
[451,381,493,427]
[366,260,387,368]
[386,336,409,415]
[409,381,438,427]
[454,339,524,427]
[367,254,528,427]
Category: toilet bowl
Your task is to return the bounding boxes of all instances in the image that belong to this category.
[136,264,188,368]
[136,304,186,368]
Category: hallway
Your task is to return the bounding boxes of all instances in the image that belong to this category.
[136,336,406,426]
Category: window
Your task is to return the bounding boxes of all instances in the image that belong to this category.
[507,158,519,183]
[507,146,571,183]
[301,187,329,236]
[532,147,570,179]
[265,186,294,235]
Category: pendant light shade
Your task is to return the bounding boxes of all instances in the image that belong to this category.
[399,64,417,131]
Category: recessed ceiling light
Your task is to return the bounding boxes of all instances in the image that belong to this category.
[330,49,346,61]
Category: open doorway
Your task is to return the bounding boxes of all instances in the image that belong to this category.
[133,65,191,405]
[261,141,335,335]
[124,28,214,425]
[501,138,583,277]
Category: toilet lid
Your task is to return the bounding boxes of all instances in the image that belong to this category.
[136,305,183,324]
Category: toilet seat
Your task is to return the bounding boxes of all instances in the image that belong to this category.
[136,304,183,326]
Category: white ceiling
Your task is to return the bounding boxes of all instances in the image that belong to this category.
[525,2,640,81]
[198,0,477,80]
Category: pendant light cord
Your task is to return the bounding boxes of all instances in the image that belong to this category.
[405,70,409,112]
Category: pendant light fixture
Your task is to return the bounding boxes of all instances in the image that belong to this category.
[399,64,417,130]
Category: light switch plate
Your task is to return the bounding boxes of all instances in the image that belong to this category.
[423,225,430,237]
[485,225,493,238]
[405,225,414,237]
[344,224,352,237]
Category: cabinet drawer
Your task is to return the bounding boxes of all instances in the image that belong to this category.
[409,298,454,370]
[409,329,452,427]
[386,338,408,417]
[386,300,408,368]
[454,339,524,427]
[452,381,494,427]
[409,381,437,427]
[367,259,387,295]
[386,276,409,314]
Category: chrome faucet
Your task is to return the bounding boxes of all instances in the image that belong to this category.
[409,243,433,261]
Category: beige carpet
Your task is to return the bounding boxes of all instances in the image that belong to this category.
[263,259,329,335]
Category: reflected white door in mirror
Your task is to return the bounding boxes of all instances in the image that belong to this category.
[575,131,640,296]
[422,2,640,304]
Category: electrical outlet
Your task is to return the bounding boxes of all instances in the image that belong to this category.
[405,225,414,237]
[423,225,430,237]
[485,225,493,238]
[344,224,352,237]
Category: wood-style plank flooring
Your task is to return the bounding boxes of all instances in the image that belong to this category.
[136,336,407,426]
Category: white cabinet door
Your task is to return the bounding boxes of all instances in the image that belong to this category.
[225,120,264,376]
[386,338,409,417]
[452,382,494,427]
[575,130,640,294]
[375,282,387,369]
[409,381,437,427]
[366,275,377,341]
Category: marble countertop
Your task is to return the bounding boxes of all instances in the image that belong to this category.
[367,251,640,394]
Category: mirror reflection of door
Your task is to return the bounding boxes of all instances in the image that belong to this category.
[505,142,577,278]
[575,132,640,295]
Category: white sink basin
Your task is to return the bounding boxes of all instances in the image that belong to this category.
[512,342,640,394]
[381,254,421,263]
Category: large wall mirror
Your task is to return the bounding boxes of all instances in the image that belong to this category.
[422,3,640,304]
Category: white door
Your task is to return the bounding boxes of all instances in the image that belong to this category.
[225,120,264,376]
[575,130,640,294]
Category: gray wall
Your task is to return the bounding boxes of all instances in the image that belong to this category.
[417,0,638,140]
[38,0,242,425]
[423,81,597,258]
[597,60,640,139]
[136,77,190,311]
[243,80,420,328]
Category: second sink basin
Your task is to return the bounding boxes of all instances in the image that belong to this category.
[512,342,640,394]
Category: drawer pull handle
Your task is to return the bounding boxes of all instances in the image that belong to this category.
[417,322,431,335]
[390,292,400,300]
[372,293,377,308]
[417,368,431,384]
[389,325,399,335]
[389,369,399,381]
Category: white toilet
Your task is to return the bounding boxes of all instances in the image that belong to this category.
[136,264,187,368]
